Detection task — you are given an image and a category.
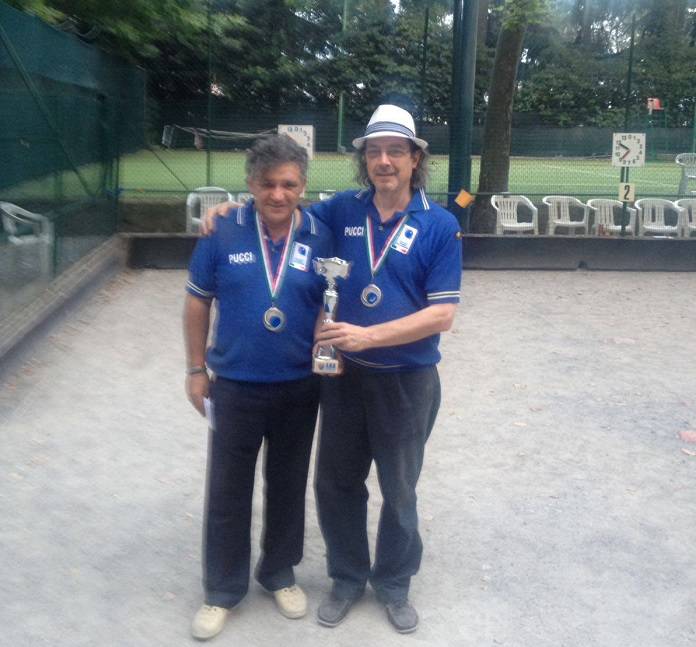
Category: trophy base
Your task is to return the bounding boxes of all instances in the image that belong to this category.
[313,355,343,375]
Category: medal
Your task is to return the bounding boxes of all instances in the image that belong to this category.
[256,211,295,332]
[363,213,410,308]
[361,283,383,308]
[263,306,286,332]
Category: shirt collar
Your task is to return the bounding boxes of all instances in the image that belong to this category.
[409,187,431,211]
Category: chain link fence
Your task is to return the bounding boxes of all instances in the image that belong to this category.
[2,0,695,318]
[122,99,693,199]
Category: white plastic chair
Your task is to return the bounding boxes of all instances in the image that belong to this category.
[186,187,233,233]
[635,198,684,237]
[491,195,539,235]
[542,195,589,235]
[587,199,637,236]
[676,153,696,195]
[0,201,54,276]
[676,198,696,238]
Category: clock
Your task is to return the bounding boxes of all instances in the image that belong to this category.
[612,133,645,167]
[278,125,315,160]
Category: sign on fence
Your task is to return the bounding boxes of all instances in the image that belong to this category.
[278,125,315,160]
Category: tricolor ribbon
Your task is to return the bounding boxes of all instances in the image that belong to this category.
[255,211,296,303]
[364,214,410,278]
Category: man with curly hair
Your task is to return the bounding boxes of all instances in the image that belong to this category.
[309,105,461,634]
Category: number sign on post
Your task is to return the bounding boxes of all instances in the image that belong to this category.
[611,133,645,235]
[619,183,635,202]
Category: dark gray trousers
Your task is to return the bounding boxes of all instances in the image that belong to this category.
[316,363,441,603]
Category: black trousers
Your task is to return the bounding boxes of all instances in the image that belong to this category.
[316,363,441,604]
[203,375,319,608]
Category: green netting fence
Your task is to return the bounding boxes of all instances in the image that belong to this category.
[118,97,692,238]
[0,1,144,321]
[2,0,696,289]
[125,95,693,201]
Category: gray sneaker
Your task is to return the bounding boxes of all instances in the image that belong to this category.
[385,599,418,633]
[317,593,357,627]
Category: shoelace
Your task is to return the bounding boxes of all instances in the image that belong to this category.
[278,586,298,594]
[388,600,410,610]
[201,605,223,614]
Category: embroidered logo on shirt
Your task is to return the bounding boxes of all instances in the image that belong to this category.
[344,226,365,237]
[391,224,418,254]
[289,242,311,271]
[228,251,257,264]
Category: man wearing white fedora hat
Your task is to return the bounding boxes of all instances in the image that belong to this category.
[201,104,462,633]
[310,104,461,633]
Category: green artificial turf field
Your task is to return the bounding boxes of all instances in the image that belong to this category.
[5,148,684,205]
[118,148,683,202]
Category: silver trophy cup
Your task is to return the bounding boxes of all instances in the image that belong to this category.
[313,257,352,375]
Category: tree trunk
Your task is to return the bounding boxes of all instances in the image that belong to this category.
[470,15,527,233]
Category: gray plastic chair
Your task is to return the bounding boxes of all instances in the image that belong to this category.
[676,198,696,238]
[0,201,54,275]
[676,153,696,195]
[186,187,233,233]
[491,195,539,235]
[543,195,589,235]
[587,199,637,236]
[635,198,684,237]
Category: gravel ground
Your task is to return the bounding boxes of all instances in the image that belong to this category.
[1,268,695,647]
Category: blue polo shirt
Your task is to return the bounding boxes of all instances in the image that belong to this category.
[309,187,462,370]
[187,201,332,382]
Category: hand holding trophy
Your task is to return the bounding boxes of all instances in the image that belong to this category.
[313,257,352,375]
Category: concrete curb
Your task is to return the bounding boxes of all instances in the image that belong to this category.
[121,233,696,272]
[0,235,126,367]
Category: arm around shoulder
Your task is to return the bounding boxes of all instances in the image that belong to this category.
[201,201,240,235]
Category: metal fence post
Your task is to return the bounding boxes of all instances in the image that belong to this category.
[447,0,479,229]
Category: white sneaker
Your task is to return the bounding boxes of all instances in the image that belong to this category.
[273,585,308,619]
[191,604,229,640]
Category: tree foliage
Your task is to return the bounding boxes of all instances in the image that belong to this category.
[9,0,696,129]
[516,0,696,127]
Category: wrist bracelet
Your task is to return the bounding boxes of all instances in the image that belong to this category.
[186,366,207,376]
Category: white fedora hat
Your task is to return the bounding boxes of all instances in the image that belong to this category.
[352,104,428,151]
